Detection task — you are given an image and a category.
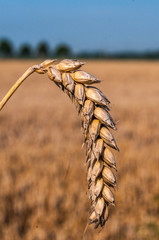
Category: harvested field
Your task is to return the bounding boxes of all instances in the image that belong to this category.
[0,60,158,240]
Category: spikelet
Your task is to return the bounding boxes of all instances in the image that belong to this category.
[55,59,84,72]
[91,160,103,182]
[100,126,119,151]
[81,100,94,123]
[94,107,116,130]
[93,138,104,161]
[48,67,62,83]
[40,59,56,68]
[90,178,103,199]
[62,73,75,100]
[103,148,117,170]
[85,86,110,107]
[102,185,115,206]
[89,119,101,142]
[95,197,105,219]
[62,73,74,93]
[0,58,119,230]
[71,70,100,84]
[74,83,85,105]
[102,166,117,187]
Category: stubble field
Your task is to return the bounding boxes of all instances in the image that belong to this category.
[0,60,158,240]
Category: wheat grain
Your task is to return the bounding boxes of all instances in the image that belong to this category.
[55,59,84,72]
[0,59,119,230]
[71,70,100,84]
[48,67,62,82]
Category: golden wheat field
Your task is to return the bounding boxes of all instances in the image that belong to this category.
[0,60,158,240]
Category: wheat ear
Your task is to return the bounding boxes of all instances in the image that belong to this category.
[0,59,119,229]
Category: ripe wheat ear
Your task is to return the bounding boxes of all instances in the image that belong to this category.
[0,59,119,229]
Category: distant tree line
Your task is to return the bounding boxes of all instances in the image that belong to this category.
[1,38,159,59]
[0,38,72,58]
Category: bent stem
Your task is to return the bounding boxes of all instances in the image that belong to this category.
[0,66,37,111]
[0,59,55,111]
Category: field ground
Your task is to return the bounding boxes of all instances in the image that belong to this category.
[0,60,158,240]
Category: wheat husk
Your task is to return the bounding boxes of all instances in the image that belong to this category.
[71,70,100,84]
[55,59,84,72]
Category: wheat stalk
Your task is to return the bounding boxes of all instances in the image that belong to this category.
[0,59,119,229]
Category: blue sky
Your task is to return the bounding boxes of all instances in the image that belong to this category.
[0,0,159,53]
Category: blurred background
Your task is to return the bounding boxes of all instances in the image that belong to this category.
[0,1,159,239]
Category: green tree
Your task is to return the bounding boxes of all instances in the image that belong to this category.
[19,44,32,58]
[0,39,13,57]
[55,44,71,57]
[37,42,49,57]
